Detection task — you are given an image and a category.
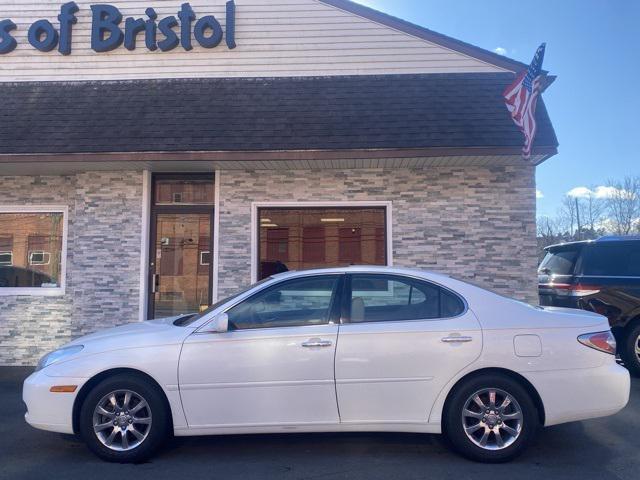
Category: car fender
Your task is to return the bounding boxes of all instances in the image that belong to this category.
[43,343,188,429]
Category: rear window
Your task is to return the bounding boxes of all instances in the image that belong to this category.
[539,248,580,275]
[581,243,640,276]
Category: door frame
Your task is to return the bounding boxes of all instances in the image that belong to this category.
[147,173,216,319]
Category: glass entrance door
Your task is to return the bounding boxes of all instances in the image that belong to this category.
[148,174,215,319]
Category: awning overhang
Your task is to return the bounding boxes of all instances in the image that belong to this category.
[0,73,559,174]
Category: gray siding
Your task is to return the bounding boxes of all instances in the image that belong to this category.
[0,0,504,81]
[0,172,144,365]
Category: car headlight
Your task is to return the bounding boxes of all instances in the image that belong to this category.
[35,345,84,371]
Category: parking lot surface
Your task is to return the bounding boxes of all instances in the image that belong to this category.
[2,367,639,480]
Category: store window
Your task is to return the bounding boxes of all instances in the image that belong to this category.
[257,207,388,280]
[0,210,66,293]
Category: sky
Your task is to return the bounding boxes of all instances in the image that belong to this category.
[355,0,640,217]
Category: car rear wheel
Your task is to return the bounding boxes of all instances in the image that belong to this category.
[79,373,169,463]
[443,374,540,463]
[620,324,640,377]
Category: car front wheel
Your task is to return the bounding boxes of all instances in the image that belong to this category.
[443,374,540,463]
[79,373,169,463]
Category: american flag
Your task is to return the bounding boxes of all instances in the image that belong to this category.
[503,43,546,160]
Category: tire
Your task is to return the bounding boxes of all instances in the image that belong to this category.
[620,324,640,377]
[443,373,540,463]
[79,373,169,463]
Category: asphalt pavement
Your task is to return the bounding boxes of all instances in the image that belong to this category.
[1,366,638,480]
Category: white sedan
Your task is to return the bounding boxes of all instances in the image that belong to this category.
[23,266,630,463]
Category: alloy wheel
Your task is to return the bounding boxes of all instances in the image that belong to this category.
[92,389,152,451]
[461,388,523,450]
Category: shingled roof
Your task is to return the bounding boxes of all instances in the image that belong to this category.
[0,73,558,157]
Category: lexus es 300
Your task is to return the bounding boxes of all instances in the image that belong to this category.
[23,267,630,463]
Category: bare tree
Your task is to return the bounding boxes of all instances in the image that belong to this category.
[558,196,577,236]
[606,176,640,235]
[537,216,557,239]
[578,187,606,237]
[536,216,562,260]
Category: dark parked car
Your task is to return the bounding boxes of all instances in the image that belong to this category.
[538,236,640,375]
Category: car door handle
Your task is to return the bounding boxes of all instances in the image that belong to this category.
[301,338,333,348]
[441,336,473,343]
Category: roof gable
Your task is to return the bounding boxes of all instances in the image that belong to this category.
[318,0,529,73]
[0,0,511,82]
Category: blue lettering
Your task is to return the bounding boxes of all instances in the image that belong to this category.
[11,2,239,54]
[28,19,59,52]
[0,19,17,54]
[194,15,222,49]
[157,16,179,52]
[91,4,123,52]
[144,8,158,51]
[57,2,79,55]
[226,1,236,49]
[177,3,195,51]
[124,17,145,51]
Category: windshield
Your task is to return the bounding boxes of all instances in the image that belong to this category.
[538,248,580,276]
[174,278,273,326]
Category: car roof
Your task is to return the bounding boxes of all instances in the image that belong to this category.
[545,236,640,251]
[269,265,451,280]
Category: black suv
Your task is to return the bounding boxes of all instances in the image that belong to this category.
[538,236,640,375]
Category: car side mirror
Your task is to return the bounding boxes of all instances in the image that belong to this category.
[201,312,229,333]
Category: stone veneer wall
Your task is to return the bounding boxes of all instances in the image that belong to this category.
[217,166,537,303]
[0,166,536,365]
[0,172,143,365]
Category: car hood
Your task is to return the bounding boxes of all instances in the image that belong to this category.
[65,315,195,351]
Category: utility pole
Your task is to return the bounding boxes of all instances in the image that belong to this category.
[575,197,582,241]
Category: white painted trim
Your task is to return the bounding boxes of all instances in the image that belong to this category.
[138,170,151,321]
[250,201,394,283]
[212,170,221,302]
[0,204,69,297]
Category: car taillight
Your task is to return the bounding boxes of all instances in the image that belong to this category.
[578,331,616,355]
[540,283,600,297]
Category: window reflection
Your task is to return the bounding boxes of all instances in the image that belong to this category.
[258,208,387,280]
[0,213,63,288]
[154,178,215,205]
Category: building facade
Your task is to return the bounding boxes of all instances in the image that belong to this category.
[0,0,558,365]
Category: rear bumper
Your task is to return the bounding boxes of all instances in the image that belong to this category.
[526,361,630,427]
[23,370,86,434]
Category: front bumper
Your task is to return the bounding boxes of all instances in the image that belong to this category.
[23,369,87,434]
[527,361,630,427]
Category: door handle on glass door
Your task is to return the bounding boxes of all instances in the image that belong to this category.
[302,338,333,348]
[441,336,473,343]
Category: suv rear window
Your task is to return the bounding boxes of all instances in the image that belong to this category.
[581,243,640,276]
[539,248,580,275]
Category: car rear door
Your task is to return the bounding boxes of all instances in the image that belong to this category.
[335,273,482,424]
[179,274,343,429]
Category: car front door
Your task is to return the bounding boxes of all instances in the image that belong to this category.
[335,273,482,424]
[179,274,343,429]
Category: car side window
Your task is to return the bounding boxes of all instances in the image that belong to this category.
[348,274,464,323]
[226,276,339,330]
[581,244,640,276]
